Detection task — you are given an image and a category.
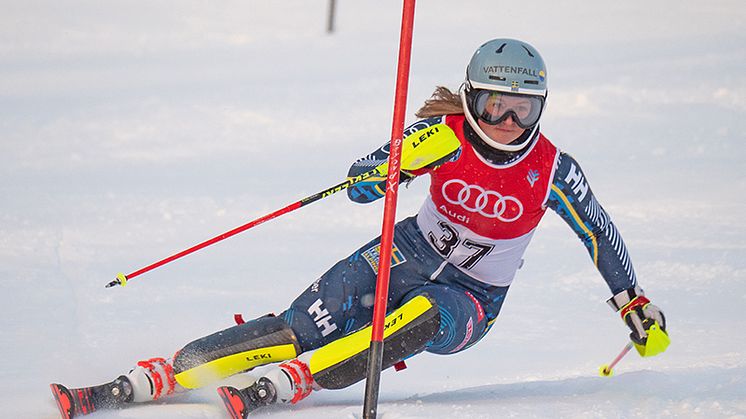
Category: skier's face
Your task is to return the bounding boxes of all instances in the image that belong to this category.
[477,114,526,145]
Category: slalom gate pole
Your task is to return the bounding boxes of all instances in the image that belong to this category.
[599,342,634,377]
[105,166,385,288]
[363,1,416,418]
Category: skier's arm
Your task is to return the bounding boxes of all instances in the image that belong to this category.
[547,152,669,357]
[545,152,637,294]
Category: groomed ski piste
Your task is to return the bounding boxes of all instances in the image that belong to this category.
[1,1,744,418]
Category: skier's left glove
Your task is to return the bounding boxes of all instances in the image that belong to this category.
[607,285,670,357]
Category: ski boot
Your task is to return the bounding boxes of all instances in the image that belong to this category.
[50,357,179,418]
[217,359,314,418]
[218,377,278,419]
[50,375,133,419]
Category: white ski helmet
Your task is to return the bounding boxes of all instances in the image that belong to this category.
[460,38,548,152]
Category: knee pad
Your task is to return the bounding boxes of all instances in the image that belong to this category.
[307,294,440,390]
[172,315,301,389]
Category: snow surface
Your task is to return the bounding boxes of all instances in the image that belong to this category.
[1,1,745,418]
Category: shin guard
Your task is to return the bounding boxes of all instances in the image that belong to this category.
[172,315,301,389]
[309,295,440,389]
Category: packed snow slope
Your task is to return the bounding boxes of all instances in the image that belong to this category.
[1,1,744,418]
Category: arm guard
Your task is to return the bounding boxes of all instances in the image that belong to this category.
[345,141,414,204]
[346,116,460,204]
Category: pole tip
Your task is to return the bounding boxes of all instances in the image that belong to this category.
[105,273,128,288]
[599,364,613,377]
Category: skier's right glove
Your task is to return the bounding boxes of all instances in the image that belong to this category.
[607,285,670,357]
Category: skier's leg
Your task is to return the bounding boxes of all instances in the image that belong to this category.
[284,282,503,395]
[50,292,440,419]
[308,293,440,389]
[50,315,303,418]
[172,314,300,389]
[119,314,302,405]
[52,217,436,417]
[217,294,440,418]
[217,217,458,410]
[173,279,494,395]
[411,284,496,354]
[424,264,511,354]
[220,279,505,416]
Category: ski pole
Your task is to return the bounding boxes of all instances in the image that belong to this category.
[105,167,385,288]
[105,130,460,289]
[599,342,634,377]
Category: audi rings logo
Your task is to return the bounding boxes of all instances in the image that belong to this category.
[441,179,523,222]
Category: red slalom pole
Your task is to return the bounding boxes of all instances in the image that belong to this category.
[363,1,416,418]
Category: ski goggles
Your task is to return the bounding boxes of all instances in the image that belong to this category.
[470,89,544,129]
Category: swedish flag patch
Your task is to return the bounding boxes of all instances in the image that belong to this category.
[361,242,406,274]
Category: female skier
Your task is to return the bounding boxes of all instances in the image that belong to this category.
[50,38,669,419]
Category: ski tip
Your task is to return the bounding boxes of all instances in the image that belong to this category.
[217,386,247,419]
[50,383,75,419]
